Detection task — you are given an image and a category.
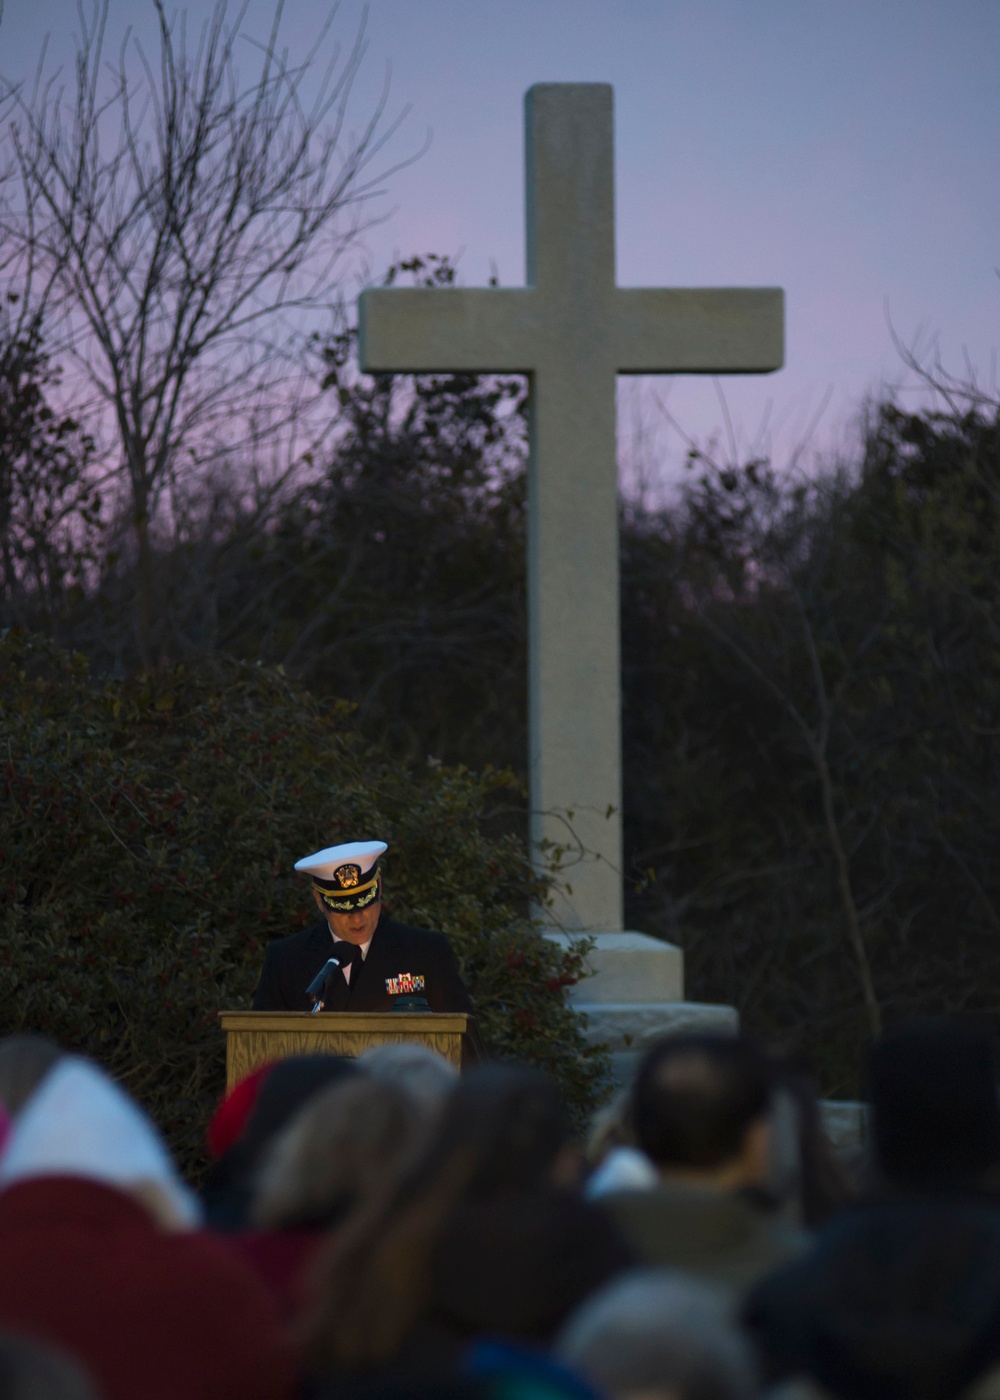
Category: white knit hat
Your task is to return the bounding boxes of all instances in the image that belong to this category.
[0,1056,200,1227]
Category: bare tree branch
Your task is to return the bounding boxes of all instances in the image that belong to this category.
[0,0,415,663]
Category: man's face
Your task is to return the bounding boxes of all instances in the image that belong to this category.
[314,890,381,946]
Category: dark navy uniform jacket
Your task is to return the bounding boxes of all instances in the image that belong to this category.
[251,912,472,1013]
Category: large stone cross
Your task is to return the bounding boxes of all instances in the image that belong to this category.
[359,84,783,934]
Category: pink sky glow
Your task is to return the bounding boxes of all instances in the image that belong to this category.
[1,0,997,493]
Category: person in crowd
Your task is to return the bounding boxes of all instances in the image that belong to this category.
[254,1075,423,1231]
[203,1054,359,1230]
[0,1332,100,1400]
[206,1060,275,1162]
[744,1017,1000,1400]
[0,1056,295,1400]
[253,840,471,1012]
[556,1268,759,1400]
[231,1075,424,1322]
[359,1041,458,1115]
[766,1061,855,1228]
[463,1341,605,1400]
[0,1033,62,1116]
[584,1087,658,1199]
[595,1033,807,1296]
[585,1142,659,1199]
[585,1086,633,1164]
[583,1087,659,1199]
[299,1064,634,1388]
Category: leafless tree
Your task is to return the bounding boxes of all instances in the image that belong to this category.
[675,447,887,1037]
[0,0,410,663]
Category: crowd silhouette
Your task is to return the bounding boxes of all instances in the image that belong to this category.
[0,1018,997,1400]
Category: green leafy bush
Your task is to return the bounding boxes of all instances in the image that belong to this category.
[0,631,606,1172]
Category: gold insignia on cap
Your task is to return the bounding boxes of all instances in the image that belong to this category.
[335,864,361,889]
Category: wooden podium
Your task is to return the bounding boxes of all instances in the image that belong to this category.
[218,1011,481,1090]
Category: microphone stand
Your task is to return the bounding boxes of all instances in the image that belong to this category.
[306,957,341,1014]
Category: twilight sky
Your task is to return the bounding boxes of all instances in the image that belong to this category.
[2,0,998,488]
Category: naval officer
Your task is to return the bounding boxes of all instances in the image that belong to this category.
[252,840,472,1013]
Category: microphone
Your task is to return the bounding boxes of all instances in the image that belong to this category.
[306,957,340,1013]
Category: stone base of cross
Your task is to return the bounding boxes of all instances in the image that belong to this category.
[360,84,783,946]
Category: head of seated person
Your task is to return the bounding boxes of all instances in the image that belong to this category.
[252,1074,423,1231]
[203,1054,360,1230]
[445,1062,580,1195]
[0,1056,200,1230]
[358,1042,458,1116]
[630,1034,774,1194]
[556,1267,758,1400]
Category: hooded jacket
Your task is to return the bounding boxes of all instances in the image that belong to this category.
[0,1058,295,1400]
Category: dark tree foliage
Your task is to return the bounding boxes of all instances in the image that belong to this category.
[222,257,529,768]
[0,317,101,626]
[0,630,602,1173]
[623,405,1000,1094]
[0,0,404,667]
[49,259,530,775]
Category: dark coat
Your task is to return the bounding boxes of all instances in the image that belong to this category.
[743,1197,1000,1400]
[0,1176,295,1400]
[252,913,472,1013]
[428,1188,634,1350]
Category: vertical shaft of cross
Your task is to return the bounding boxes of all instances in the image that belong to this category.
[525,85,615,293]
[357,82,784,940]
[525,86,623,932]
[528,361,623,931]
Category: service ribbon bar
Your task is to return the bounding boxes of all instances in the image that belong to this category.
[385,974,426,996]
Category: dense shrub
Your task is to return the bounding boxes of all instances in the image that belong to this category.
[0,631,605,1172]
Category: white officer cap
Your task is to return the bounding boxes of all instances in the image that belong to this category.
[295,840,387,913]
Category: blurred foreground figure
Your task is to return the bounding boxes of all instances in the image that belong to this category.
[766,1063,855,1228]
[254,1075,422,1230]
[745,1017,1000,1400]
[583,1088,660,1199]
[867,1016,1000,1194]
[0,1058,295,1400]
[203,1054,359,1230]
[358,1042,458,1114]
[0,1332,99,1400]
[597,1034,806,1296]
[557,1268,758,1400]
[206,1061,275,1162]
[232,1074,425,1322]
[300,1065,632,1388]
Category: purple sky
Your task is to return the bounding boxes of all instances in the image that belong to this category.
[2,0,998,489]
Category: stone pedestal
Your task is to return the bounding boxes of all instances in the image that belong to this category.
[548,930,738,1090]
[548,933,865,1148]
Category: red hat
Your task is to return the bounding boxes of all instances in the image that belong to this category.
[206,1063,275,1160]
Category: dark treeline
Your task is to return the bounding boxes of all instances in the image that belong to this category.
[5,289,1000,1094]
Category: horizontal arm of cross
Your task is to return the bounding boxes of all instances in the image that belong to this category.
[360,284,784,379]
[359,287,541,373]
[613,287,784,374]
